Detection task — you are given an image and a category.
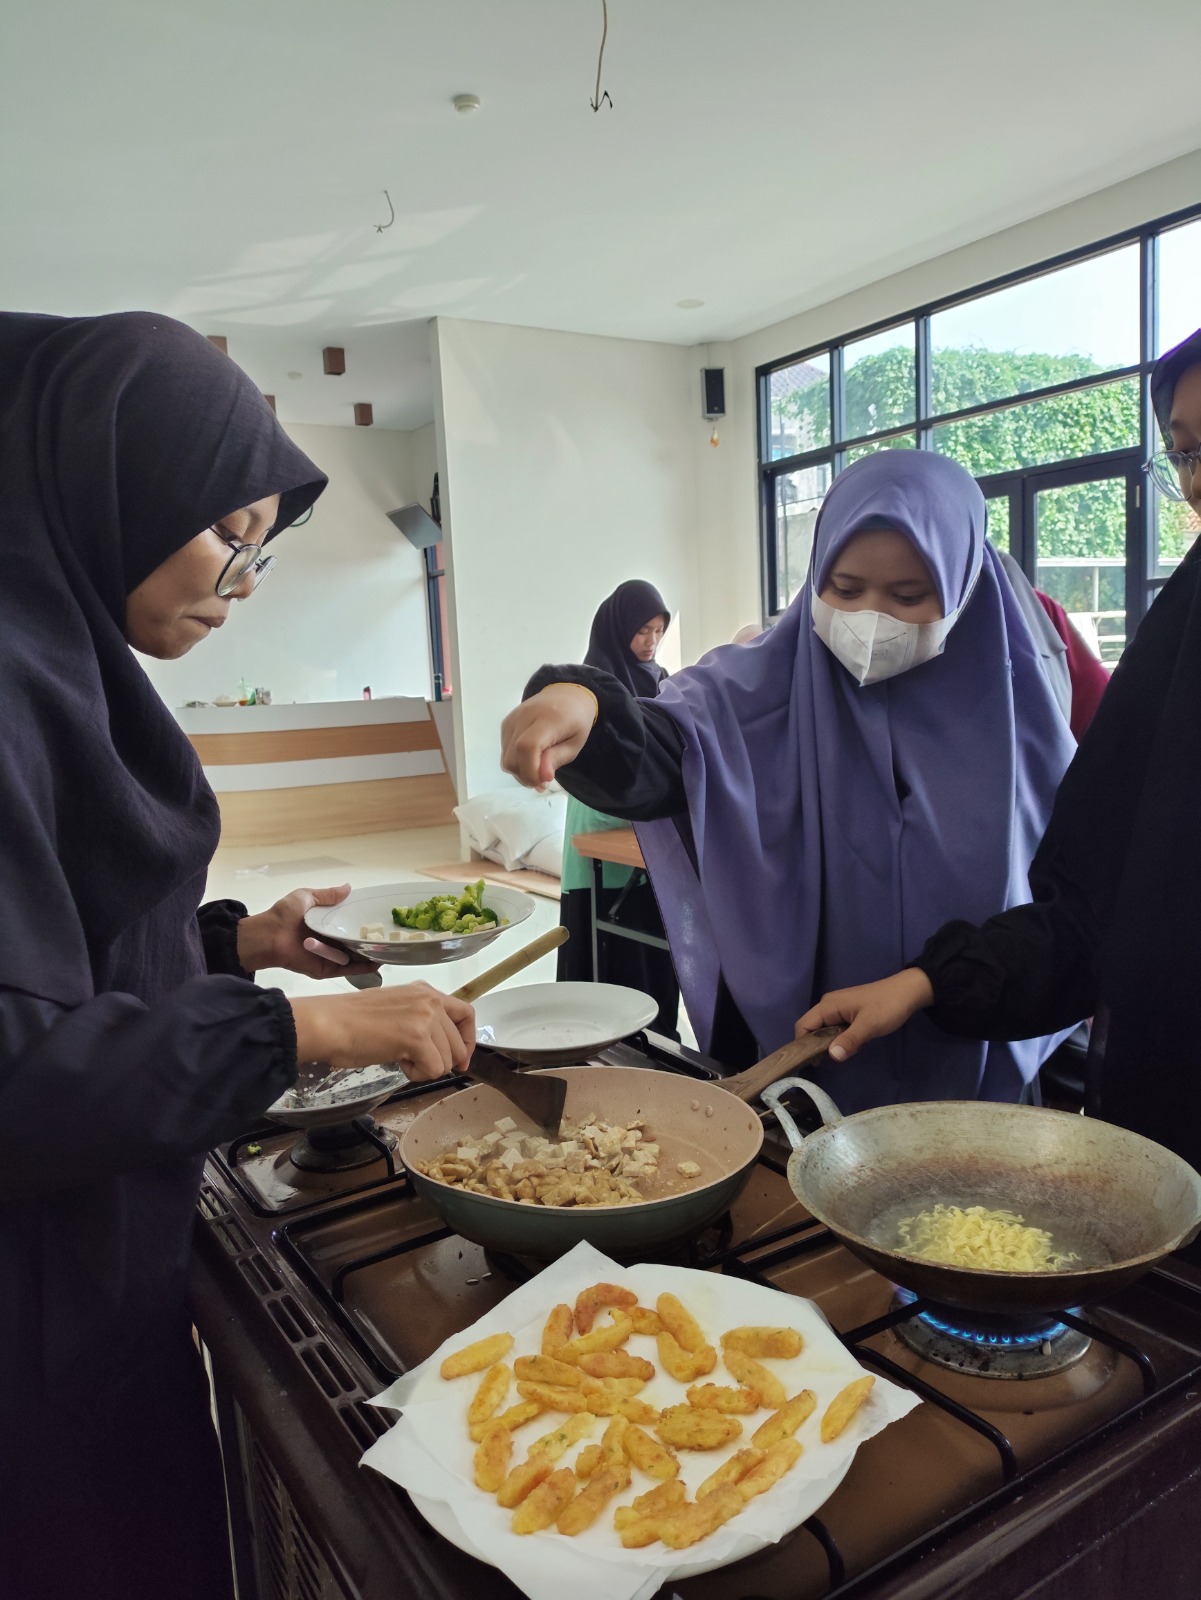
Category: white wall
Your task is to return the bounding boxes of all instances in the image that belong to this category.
[142,421,434,708]
[694,147,1201,652]
[432,317,700,800]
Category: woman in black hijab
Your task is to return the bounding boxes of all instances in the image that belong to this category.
[0,312,475,1600]
[557,580,680,1036]
[797,328,1201,1195]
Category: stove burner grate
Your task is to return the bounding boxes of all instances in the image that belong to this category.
[289,1116,398,1174]
[482,1211,736,1284]
[891,1289,1091,1378]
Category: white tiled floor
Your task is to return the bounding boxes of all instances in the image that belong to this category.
[205,826,564,1001]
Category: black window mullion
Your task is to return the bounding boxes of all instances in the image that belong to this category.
[916,314,932,442]
[831,345,845,445]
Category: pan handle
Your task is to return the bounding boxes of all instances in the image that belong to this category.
[760,1077,845,1152]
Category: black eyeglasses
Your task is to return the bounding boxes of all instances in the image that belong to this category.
[212,524,276,598]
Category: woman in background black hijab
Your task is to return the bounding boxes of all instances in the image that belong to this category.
[0,312,474,1600]
[796,328,1201,1198]
[557,580,680,1036]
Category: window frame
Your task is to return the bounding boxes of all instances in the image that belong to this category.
[757,200,1201,629]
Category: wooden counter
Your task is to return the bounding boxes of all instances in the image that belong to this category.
[176,698,457,846]
[571,828,646,870]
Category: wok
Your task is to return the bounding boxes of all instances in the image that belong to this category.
[399,1031,840,1258]
[762,1076,1201,1314]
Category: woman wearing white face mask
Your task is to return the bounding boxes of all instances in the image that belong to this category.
[501,451,1077,1110]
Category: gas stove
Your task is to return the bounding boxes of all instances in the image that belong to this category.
[191,1035,1201,1600]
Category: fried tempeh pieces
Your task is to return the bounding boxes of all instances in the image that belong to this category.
[696,1447,766,1501]
[473,1421,513,1493]
[556,1463,630,1535]
[623,1423,679,1479]
[555,1312,634,1365]
[657,1292,707,1353]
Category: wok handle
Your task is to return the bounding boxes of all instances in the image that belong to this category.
[721,1027,842,1103]
[451,925,568,1004]
[760,1076,845,1151]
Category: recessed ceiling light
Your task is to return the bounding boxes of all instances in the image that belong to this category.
[677,298,705,310]
[287,371,303,380]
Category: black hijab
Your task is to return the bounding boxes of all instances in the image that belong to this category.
[1033,327,1201,1165]
[584,579,671,698]
[1151,327,1201,444]
[0,311,326,1007]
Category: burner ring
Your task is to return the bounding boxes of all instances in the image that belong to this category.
[891,1292,1091,1379]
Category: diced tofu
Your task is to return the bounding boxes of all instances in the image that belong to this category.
[495,1117,517,1134]
[676,1161,702,1178]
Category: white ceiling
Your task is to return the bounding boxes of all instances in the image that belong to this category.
[3,0,1199,429]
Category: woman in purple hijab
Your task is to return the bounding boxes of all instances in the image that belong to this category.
[502,450,1076,1112]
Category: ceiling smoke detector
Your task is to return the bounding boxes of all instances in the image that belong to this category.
[452,93,481,115]
[677,298,705,310]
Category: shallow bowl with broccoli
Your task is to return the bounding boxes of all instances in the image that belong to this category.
[303,879,535,966]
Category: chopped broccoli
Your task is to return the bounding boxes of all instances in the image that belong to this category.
[390,881,507,936]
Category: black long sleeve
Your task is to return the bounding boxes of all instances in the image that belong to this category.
[912,833,1102,1041]
[0,977,297,1196]
[197,897,252,978]
[524,664,687,819]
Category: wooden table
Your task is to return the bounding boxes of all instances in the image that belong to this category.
[572,829,672,980]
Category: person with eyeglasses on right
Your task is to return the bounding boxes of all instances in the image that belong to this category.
[795,328,1201,1215]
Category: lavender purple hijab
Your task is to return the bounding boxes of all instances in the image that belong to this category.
[636,451,1076,1111]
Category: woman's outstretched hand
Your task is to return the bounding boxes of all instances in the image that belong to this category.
[795,969,935,1061]
[289,983,475,1081]
[500,684,597,789]
[236,885,379,979]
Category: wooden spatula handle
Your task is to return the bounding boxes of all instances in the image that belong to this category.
[721,1027,843,1103]
[452,925,568,1004]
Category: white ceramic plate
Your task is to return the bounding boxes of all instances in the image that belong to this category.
[304,880,534,966]
[473,981,658,1064]
[409,1459,853,1581]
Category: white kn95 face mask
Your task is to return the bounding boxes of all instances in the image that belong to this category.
[811,589,960,687]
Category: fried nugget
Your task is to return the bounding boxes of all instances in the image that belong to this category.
[470,1399,544,1443]
[513,1354,584,1388]
[658,1484,744,1549]
[686,1383,760,1414]
[440,1331,514,1379]
[821,1376,875,1442]
[517,1381,592,1414]
[512,1468,577,1534]
[556,1312,634,1365]
[723,1348,786,1409]
[656,1292,707,1353]
[623,1423,680,1479]
[737,1437,802,1500]
[752,1389,816,1449]
[697,1447,766,1501]
[626,1306,664,1336]
[574,1443,602,1480]
[578,1351,655,1382]
[556,1464,630,1535]
[574,1282,638,1335]
[721,1326,803,1360]
[466,1362,511,1431]
[473,1421,513,1493]
[541,1303,575,1355]
[657,1330,717,1383]
[656,1404,743,1451]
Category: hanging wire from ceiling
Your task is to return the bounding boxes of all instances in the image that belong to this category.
[590,0,612,111]
[374,190,396,234]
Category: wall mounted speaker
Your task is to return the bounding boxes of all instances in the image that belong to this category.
[702,367,726,419]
